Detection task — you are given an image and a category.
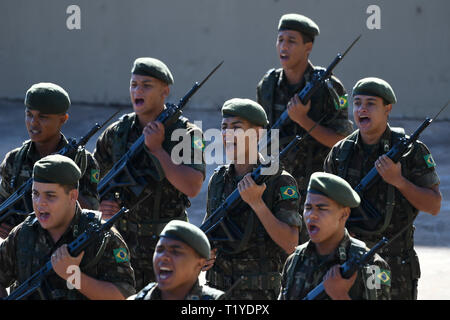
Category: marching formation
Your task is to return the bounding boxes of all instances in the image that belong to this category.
[0,13,442,300]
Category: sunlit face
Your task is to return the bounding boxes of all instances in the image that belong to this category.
[25,109,67,144]
[153,237,205,296]
[221,116,261,165]
[276,30,312,71]
[129,74,169,117]
[303,193,348,244]
[353,95,392,136]
[32,182,78,233]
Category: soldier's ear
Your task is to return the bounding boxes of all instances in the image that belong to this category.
[340,206,350,223]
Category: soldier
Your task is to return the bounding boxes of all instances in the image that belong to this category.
[202,98,302,300]
[0,82,100,239]
[279,172,391,300]
[256,13,353,242]
[0,154,135,300]
[324,77,442,299]
[129,220,224,300]
[94,57,205,291]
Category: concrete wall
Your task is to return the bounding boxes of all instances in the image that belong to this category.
[1,0,449,119]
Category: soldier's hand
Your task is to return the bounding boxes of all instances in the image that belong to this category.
[375,155,403,188]
[202,248,218,272]
[287,95,311,127]
[143,121,165,154]
[0,222,14,239]
[323,265,357,300]
[238,174,266,207]
[51,244,85,281]
[99,200,121,221]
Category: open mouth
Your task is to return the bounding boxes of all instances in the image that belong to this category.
[280,53,289,61]
[158,266,174,281]
[37,212,50,223]
[307,223,320,237]
[358,115,371,126]
[29,128,41,135]
[134,98,145,106]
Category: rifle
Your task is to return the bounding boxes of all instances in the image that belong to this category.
[258,35,361,153]
[0,110,121,225]
[97,61,223,201]
[347,101,449,232]
[5,206,129,300]
[303,222,411,300]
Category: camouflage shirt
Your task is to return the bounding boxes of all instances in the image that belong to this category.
[323,125,440,299]
[257,62,354,199]
[279,230,391,300]
[133,280,224,300]
[203,164,302,299]
[0,204,136,300]
[94,112,205,290]
[0,134,100,227]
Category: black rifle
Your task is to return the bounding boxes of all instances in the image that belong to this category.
[348,101,449,232]
[5,207,129,300]
[0,110,120,225]
[258,35,361,153]
[303,222,411,300]
[97,61,223,201]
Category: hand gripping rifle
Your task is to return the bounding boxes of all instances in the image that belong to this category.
[97,61,223,201]
[5,207,129,300]
[258,35,361,153]
[0,110,120,225]
[303,222,411,300]
[347,101,449,232]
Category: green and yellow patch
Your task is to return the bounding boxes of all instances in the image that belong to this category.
[377,269,391,286]
[90,169,100,183]
[424,154,436,168]
[334,94,349,110]
[192,136,205,150]
[280,186,299,200]
[113,248,129,263]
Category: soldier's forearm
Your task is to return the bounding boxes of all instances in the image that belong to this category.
[395,180,441,215]
[77,272,125,300]
[294,115,345,148]
[249,200,299,254]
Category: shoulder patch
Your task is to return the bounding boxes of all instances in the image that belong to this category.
[113,248,129,263]
[424,154,436,168]
[280,186,299,200]
[90,169,100,183]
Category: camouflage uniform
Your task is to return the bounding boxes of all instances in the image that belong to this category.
[279,229,391,300]
[324,125,440,299]
[94,112,205,291]
[133,280,224,300]
[203,164,302,300]
[0,134,100,227]
[257,63,353,242]
[0,204,136,300]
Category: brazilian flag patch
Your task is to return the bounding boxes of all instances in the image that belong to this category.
[192,136,205,150]
[334,94,349,110]
[90,169,100,183]
[377,269,391,286]
[280,186,299,200]
[113,248,129,263]
[424,154,436,168]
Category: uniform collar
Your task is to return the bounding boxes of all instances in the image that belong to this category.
[355,124,393,152]
[278,60,315,88]
[304,228,352,265]
[26,133,68,163]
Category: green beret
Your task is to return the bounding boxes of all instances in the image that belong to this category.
[131,57,174,85]
[352,77,397,104]
[25,82,70,114]
[33,154,81,186]
[278,13,320,38]
[307,172,360,208]
[159,220,211,259]
[222,98,269,127]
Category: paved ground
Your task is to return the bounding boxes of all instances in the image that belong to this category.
[0,99,448,299]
